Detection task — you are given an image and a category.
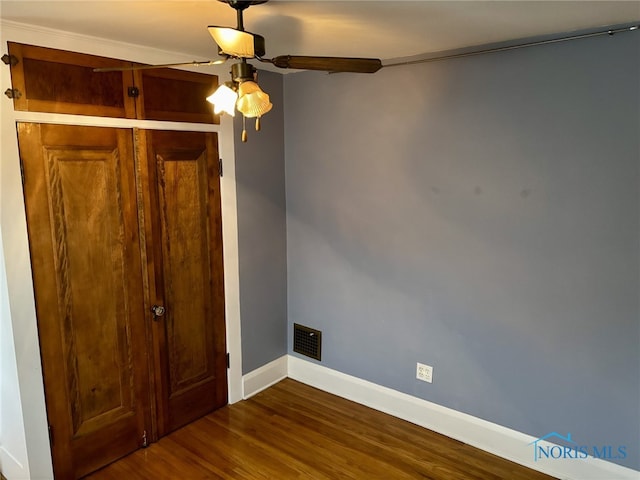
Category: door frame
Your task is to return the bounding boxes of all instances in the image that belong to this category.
[1,23,244,479]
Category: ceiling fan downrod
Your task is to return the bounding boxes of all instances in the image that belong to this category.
[218,0,269,30]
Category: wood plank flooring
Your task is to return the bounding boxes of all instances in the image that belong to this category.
[85,378,557,479]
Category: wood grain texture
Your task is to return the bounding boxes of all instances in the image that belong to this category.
[8,43,136,118]
[85,379,558,480]
[140,130,227,436]
[18,123,151,479]
[7,43,219,123]
[136,68,219,124]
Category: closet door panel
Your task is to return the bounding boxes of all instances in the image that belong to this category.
[8,43,137,118]
[139,129,227,435]
[136,68,219,123]
[18,123,151,479]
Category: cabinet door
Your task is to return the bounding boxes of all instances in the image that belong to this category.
[7,42,219,123]
[136,68,219,124]
[18,123,151,479]
[138,130,227,435]
[8,43,137,118]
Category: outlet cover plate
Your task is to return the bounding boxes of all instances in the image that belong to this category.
[416,362,433,383]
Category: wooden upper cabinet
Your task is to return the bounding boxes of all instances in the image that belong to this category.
[7,42,219,123]
[7,42,137,118]
[136,69,219,124]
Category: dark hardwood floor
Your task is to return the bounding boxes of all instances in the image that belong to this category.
[85,378,557,479]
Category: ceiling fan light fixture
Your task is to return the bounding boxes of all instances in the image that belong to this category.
[206,82,238,116]
[236,80,273,118]
[208,26,265,58]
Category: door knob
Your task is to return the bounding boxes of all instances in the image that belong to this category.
[151,305,166,319]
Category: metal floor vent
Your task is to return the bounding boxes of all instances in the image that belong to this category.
[293,323,322,361]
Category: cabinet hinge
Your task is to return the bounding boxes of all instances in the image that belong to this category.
[226,352,230,368]
[142,430,148,448]
[4,88,21,100]
[127,86,140,98]
[1,53,18,66]
[48,425,54,446]
[218,158,223,177]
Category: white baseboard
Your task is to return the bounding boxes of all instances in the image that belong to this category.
[0,445,29,480]
[287,355,639,480]
[241,355,288,399]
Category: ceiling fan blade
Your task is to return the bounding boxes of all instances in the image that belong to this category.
[93,59,227,73]
[268,56,382,73]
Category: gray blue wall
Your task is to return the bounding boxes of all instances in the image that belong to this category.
[234,70,288,374]
[284,33,640,469]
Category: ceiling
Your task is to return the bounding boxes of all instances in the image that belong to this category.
[1,1,639,72]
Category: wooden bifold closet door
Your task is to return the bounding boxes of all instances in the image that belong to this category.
[138,129,227,436]
[18,123,227,480]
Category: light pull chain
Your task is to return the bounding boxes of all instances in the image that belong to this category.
[242,115,248,142]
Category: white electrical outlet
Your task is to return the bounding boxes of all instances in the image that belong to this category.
[416,362,433,383]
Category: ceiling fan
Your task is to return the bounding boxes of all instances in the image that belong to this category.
[96,0,382,142]
[212,0,383,74]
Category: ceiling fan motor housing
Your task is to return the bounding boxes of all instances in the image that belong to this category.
[218,0,269,10]
[231,61,256,82]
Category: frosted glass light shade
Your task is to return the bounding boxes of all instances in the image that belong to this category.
[236,81,272,118]
[206,84,238,116]
[208,27,260,58]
